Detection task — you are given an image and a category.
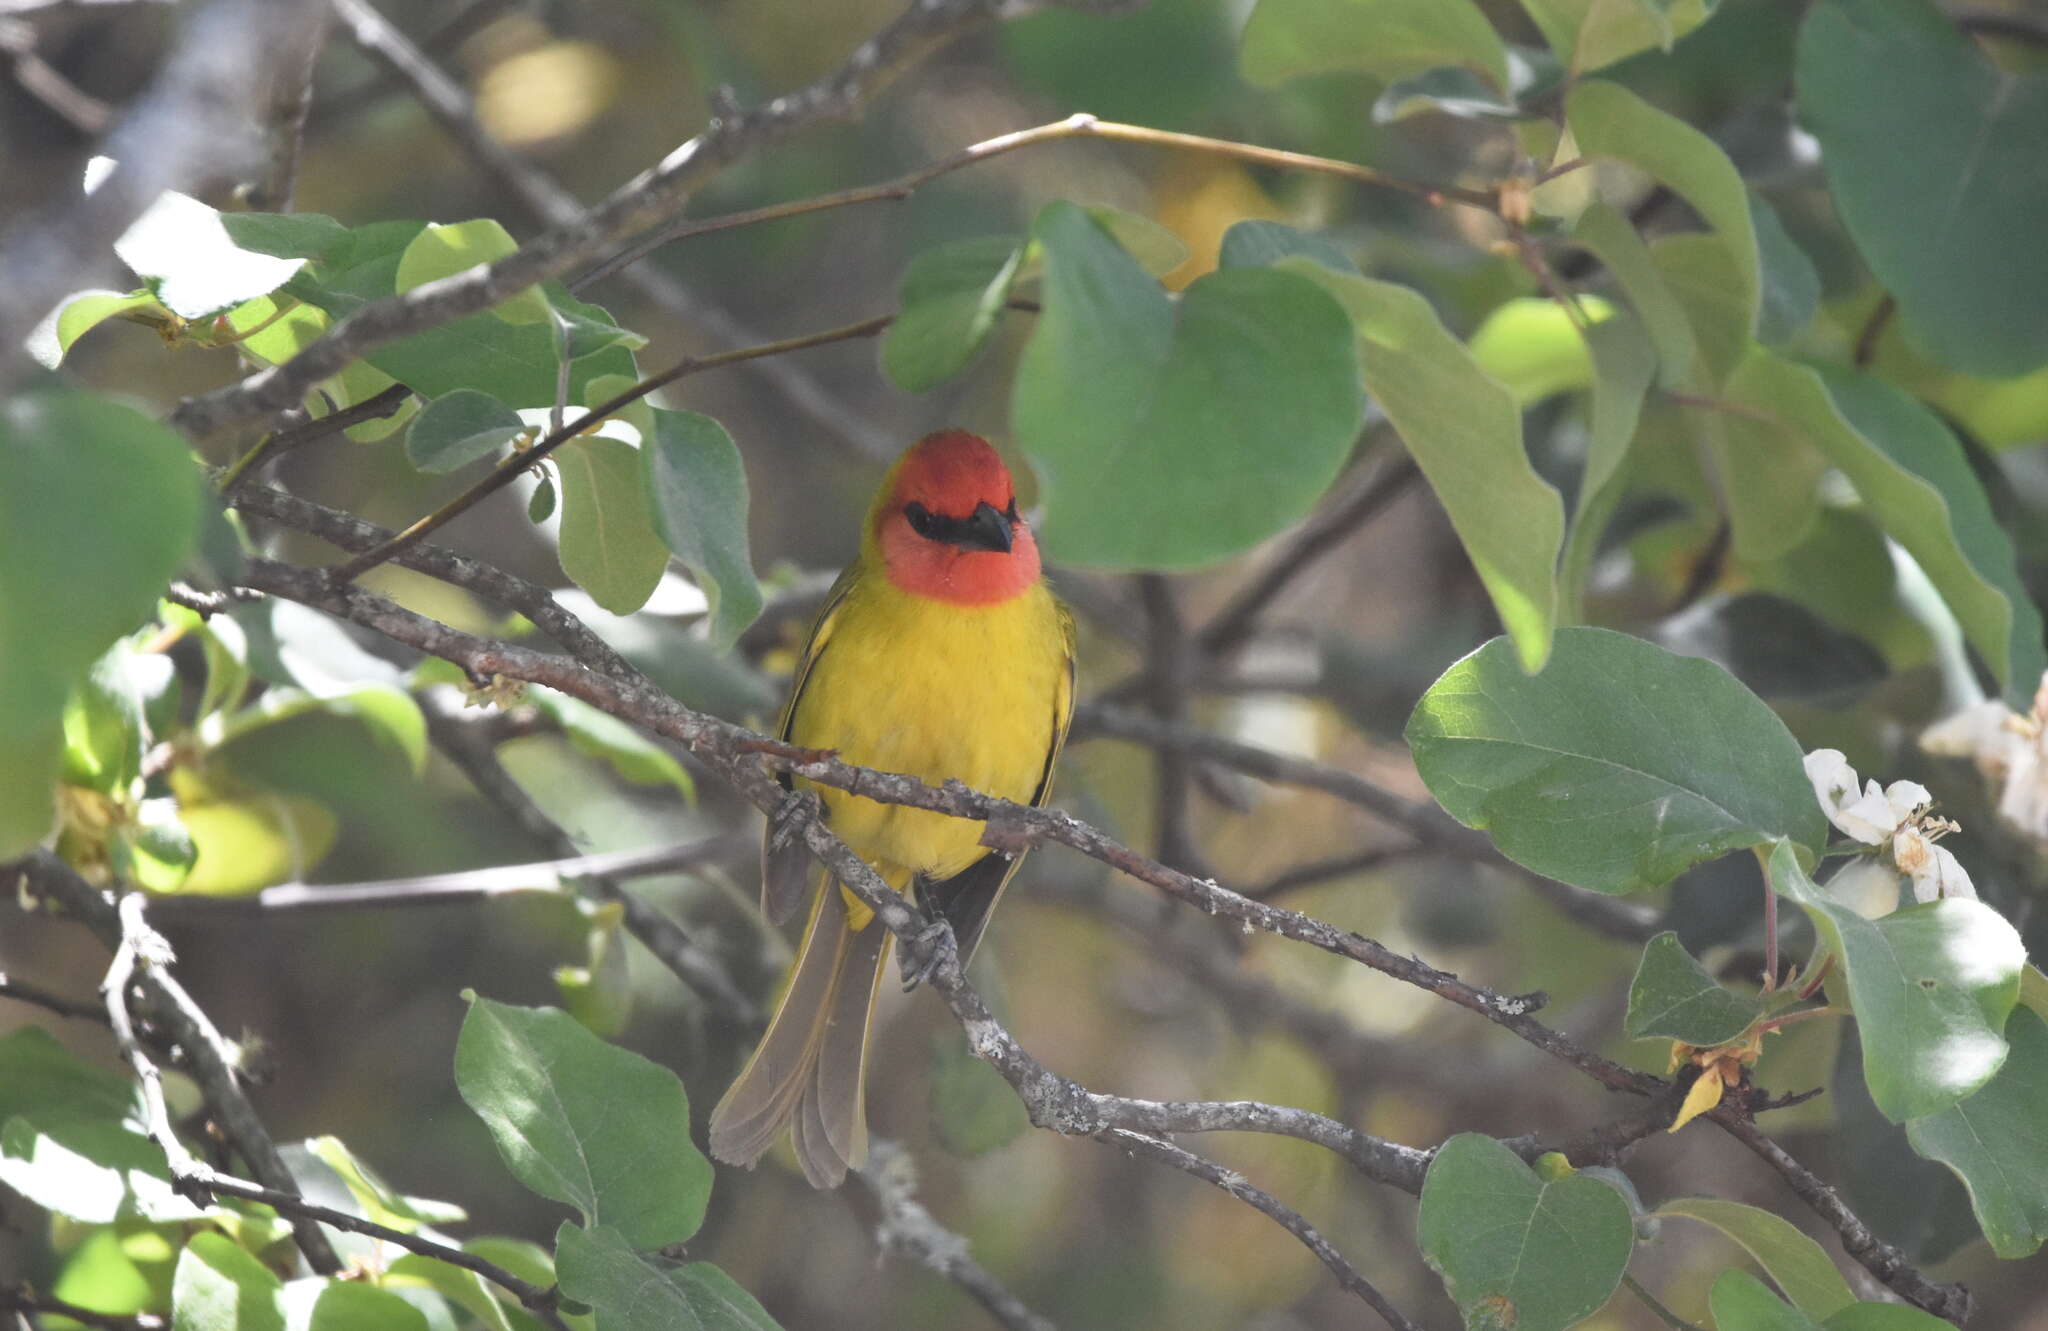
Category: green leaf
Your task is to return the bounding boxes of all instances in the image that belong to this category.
[1083,205,1191,279]
[1567,79,1756,380]
[384,1255,516,1331]
[1012,201,1362,570]
[643,410,763,649]
[114,185,304,320]
[881,236,1025,392]
[0,386,204,856]
[1723,353,2045,708]
[529,469,558,524]
[555,1223,782,1331]
[929,1032,1028,1156]
[1570,201,1698,388]
[527,686,692,799]
[556,901,634,1038]
[1467,295,1615,405]
[306,1136,467,1234]
[395,219,551,326]
[220,212,351,263]
[1905,1004,2048,1258]
[1692,353,1827,562]
[454,997,712,1249]
[407,390,528,473]
[1285,262,1563,670]
[30,289,169,367]
[116,798,199,894]
[172,1231,285,1331]
[61,640,149,794]
[1656,1197,1856,1318]
[1559,312,1656,623]
[1518,0,1717,76]
[556,434,670,616]
[0,1113,204,1223]
[1750,194,1820,347]
[176,791,338,897]
[0,1027,139,1124]
[1797,0,2048,375]
[1417,1133,1633,1331]
[216,683,427,777]
[1217,220,1357,274]
[1407,628,1828,894]
[294,1279,433,1331]
[2023,964,2048,1021]
[1769,842,2024,1121]
[1626,932,1762,1045]
[1710,1270,1816,1331]
[1374,64,1532,124]
[1240,0,1509,90]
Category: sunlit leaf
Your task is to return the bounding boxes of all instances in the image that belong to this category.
[557,434,670,617]
[555,1223,782,1331]
[1240,0,1509,89]
[1905,1004,2048,1258]
[881,236,1024,392]
[395,219,551,326]
[1518,0,1717,76]
[172,1231,285,1331]
[1656,1196,1855,1318]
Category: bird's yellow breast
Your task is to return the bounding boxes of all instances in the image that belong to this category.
[787,569,1068,884]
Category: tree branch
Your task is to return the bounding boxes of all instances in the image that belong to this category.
[1096,1128,1420,1331]
[856,1141,1059,1331]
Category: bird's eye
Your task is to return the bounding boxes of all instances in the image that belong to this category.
[904,502,942,539]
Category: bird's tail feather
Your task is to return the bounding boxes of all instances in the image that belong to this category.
[708,870,894,1188]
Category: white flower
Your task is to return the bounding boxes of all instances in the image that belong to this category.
[1920,670,2048,843]
[1893,826,1976,902]
[1805,750,1892,844]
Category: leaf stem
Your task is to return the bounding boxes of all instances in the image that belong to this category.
[1623,1273,1706,1331]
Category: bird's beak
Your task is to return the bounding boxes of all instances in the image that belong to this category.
[956,500,1014,553]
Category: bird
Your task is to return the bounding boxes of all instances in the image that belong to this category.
[708,428,1075,1188]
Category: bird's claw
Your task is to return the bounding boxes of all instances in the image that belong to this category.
[897,917,956,993]
[768,788,822,854]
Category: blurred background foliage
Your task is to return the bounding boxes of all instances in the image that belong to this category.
[5,0,2048,1327]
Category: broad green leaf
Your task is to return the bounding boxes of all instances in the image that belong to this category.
[1692,353,1827,562]
[643,410,763,649]
[1417,1133,1633,1331]
[395,219,550,326]
[221,212,351,263]
[1570,201,1697,387]
[54,1223,176,1322]
[214,683,427,777]
[528,686,693,799]
[115,798,199,894]
[1240,0,1509,90]
[1770,842,2024,1121]
[0,1114,203,1223]
[1012,202,1362,570]
[1797,0,2048,375]
[2023,965,2048,1021]
[1559,313,1656,623]
[1710,1270,1816,1331]
[61,640,149,794]
[1724,352,2045,708]
[289,1279,432,1331]
[407,390,528,473]
[1083,205,1190,279]
[1656,1197,1855,1318]
[0,387,204,856]
[929,1032,1028,1156]
[1217,220,1357,274]
[384,1255,516,1331]
[454,997,712,1249]
[556,434,669,617]
[1407,628,1827,894]
[1518,0,1716,76]
[176,793,338,896]
[555,1223,782,1331]
[1285,262,1562,670]
[173,1231,285,1331]
[306,1136,467,1234]
[881,236,1025,392]
[1653,233,1754,388]
[1626,932,1761,1045]
[1467,295,1615,405]
[1567,80,1756,380]
[30,289,169,367]
[529,469,558,523]
[1750,194,1820,347]
[556,901,634,1038]
[1905,1004,2048,1258]
[581,373,653,444]
[113,183,303,319]
[0,1027,139,1124]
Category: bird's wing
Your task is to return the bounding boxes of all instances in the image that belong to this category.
[923,599,1077,965]
[760,564,862,924]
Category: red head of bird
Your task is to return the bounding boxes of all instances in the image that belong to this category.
[869,429,1040,606]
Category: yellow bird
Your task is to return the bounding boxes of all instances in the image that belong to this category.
[709,429,1075,1188]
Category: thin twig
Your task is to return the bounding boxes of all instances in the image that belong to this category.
[1097,1128,1422,1331]
[0,1288,164,1331]
[22,857,344,1275]
[0,972,112,1023]
[0,18,114,133]
[1623,1273,1707,1331]
[243,7,329,210]
[857,1141,1058,1331]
